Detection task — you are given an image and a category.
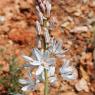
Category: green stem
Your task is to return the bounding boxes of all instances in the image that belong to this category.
[44,68,48,95]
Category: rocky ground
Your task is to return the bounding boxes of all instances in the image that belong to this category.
[0,0,95,95]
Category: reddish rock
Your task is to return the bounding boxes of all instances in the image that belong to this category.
[8,28,36,47]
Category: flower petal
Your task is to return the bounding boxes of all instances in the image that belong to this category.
[60,66,74,74]
[46,58,55,65]
[43,50,49,59]
[60,59,78,80]
[60,68,78,80]
[36,21,41,35]
[21,85,35,91]
[49,76,57,84]
[23,63,33,67]
[62,74,77,80]
[36,66,44,75]
[48,66,55,77]
[32,48,42,61]
[30,61,41,66]
[22,55,33,62]
[63,59,70,67]
[19,79,31,84]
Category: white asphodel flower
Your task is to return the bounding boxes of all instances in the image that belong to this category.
[48,38,66,57]
[19,76,39,92]
[22,48,55,76]
[60,59,78,80]
[36,21,41,35]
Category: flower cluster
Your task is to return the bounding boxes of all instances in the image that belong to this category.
[20,48,57,92]
[18,0,78,93]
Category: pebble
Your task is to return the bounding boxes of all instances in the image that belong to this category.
[0,16,5,24]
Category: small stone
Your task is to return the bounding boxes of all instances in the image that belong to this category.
[61,21,70,28]
[75,78,89,92]
[82,0,88,4]
[51,81,60,88]
[0,16,5,24]
[8,40,13,45]
[37,83,44,95]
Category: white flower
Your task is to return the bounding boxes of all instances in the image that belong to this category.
[22,48,55,76]
[48,38,66,57]
[19,78,39,92]
[60,59,78,80]
[33,49,55,76]
[36,21,41,35]
[19,69,40,92]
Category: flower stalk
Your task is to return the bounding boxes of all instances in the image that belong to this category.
[44,68,48,95]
